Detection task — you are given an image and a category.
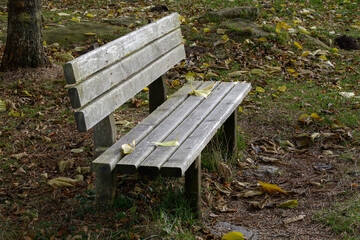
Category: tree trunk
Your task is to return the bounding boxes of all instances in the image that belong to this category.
[1,0,50,71]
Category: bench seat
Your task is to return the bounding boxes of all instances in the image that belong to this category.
[93,81,251,177]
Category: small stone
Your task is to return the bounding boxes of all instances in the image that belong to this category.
[257,165,280,175]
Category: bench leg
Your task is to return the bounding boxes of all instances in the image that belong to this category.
[95,169,117,205]
[93,113,116,158]
[185,155,201,217]
[223,110,237,156]
[149,75,167,113]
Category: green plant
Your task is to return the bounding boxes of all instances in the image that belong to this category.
[314,195,360,240]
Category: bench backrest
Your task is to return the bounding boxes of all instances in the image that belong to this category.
[64,13,185,132]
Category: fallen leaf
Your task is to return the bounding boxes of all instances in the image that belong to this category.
[278,86,287,92]
[121,139,136,154]
[185,71,195,82]
[84,33,97,36]
[237,190,264,198]
[71,148,83,153]
[228,71,248,77]
[189,82,215,98]
[222,231,244,240]
[0,99,7,112]
[319,55,327,60]
[47,177,79,188]
[283,214,306,224]
[58,159,74,173]
[298,114,312,125]
[339,92,355,98]
[250,68,267,75]
[310,113,322,121]
[294,41,303,50]
[277,200,299,208]
[58,12,71,16]
[255,86,265,93]
[258,181,287,195]
[153,134,179,147]
[71,17,80,23]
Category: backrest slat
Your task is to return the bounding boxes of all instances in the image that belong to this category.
[64,13,186,132]
[75,44,185,132]
[67,29,183,109]
[64,13,180,84]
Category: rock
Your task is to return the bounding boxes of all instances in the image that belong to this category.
[43,23,125,46]
[53,52,75,62]
[211,222,257,240]
[302,34,331,50]
[103,17,147,27]
[257,165,281,175]
[205,7,259,22]
[222,19,270,39]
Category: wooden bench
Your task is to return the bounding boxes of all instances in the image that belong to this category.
[64,13,251,214]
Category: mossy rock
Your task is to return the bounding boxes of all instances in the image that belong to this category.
[43,22,127,46]
[223,19,269,41]
[205,7,259,23]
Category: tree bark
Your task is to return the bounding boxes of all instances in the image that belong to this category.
[1,0,50,71]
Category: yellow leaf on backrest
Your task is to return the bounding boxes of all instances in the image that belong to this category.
[258,181,288,195]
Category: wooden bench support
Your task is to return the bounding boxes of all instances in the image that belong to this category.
[223,110,238,156]
[93,113,116,158]
[185,155,201,217]
[149,75,167,113]
[94,168,117,204]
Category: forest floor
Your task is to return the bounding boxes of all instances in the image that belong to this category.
[1,0,360,239]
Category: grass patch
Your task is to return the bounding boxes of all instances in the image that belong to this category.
[314,195,360,240]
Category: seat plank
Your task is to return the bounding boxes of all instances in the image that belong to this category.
[92,81,203,173]
[137,82,234,175]
[160,82,252,177]
[74,44,185,132]
[64,13,180,84]
[67,29,183,109]
[117,82,219,174]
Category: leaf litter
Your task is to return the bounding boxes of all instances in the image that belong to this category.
[1,0,360,239]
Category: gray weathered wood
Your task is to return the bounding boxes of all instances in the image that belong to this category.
[223,110,237,155]
[64,13,181,84]
[74,44,185,132]
[94,166,117,204]
[137,82,231,175]
[185,155,201,216]
[93,113,116,158]
[92,82,203,173]
[160,82,251,177]
[67,29,183,109]
[117,82,217,174]
[149,75,167,113]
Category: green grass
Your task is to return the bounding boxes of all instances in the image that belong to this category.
[314,195,360,240]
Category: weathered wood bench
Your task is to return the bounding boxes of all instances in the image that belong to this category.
[64,13,251,214]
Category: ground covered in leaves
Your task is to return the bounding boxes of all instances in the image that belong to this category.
[1,0,360,239]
